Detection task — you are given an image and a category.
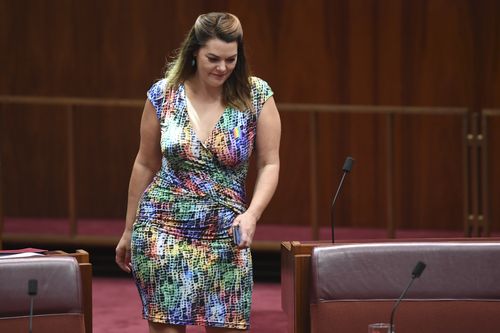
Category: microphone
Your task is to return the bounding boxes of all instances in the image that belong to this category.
[389,261,426,332]
[28,279,38,333]
[330,156,354,243]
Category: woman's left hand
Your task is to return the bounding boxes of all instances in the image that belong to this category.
[232,211,257,249]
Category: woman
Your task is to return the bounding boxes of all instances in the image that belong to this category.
[115,12,280,333]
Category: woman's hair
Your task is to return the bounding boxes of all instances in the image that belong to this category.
[164,12,252,110]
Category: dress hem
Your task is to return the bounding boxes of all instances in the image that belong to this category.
[144,315,249,330]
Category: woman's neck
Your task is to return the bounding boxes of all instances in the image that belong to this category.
[186,74,223,103]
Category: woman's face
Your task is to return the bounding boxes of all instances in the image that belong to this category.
[194,38,238,88]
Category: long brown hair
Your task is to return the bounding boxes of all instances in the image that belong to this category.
[164,12,252,110]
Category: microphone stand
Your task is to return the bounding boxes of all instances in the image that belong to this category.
[389,261,426,332]
[331,157,354,243]
[29,295,34,333]
[389,276,415,332]
[28,279,38,333]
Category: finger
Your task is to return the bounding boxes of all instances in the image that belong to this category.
[118,260,131,273]
[115,248,122,265]
[125,250,131,268]
[124,248,132,272]
[115,249,131,273]
[238,242,250,249]
[238,234,251,249]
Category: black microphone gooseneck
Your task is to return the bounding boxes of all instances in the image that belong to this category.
[28,279,38,333]
[330,156,354,243]
[389,261,426,332]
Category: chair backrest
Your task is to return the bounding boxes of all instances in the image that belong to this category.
[311,242,500,301]
[0,256,85,333]
[310,242,500,333]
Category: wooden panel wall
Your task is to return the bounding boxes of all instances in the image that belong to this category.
[73,106,141,218]
[1,105,70,217]
[484,113,500,233]
[316,113,390,229]
[1,0,499,233]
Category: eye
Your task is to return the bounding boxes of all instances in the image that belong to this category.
[207,57,219,63]
[226,58,236,63]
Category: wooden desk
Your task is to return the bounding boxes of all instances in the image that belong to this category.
[280,238,500,333]
[48,249,92,333]
[281,241,330,333]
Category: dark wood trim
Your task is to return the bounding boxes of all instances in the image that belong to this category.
[463,113,470,237]
[0,96,465,115]
[67,105,77,237]
[386,113,395,238]
[481,109,500,236]
[309,112,319,240]
[468,113,479,236]
[0,95,144,108]
[0,105,3,250]
[481,112,488,236]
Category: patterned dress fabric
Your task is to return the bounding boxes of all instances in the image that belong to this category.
[131,76,273,330]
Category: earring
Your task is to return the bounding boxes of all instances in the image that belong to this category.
[191,58,196,67]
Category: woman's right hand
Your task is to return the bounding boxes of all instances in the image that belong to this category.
[115,231,132,273]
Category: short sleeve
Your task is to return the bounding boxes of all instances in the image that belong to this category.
[250,76,274,119]
[146,79,167,120]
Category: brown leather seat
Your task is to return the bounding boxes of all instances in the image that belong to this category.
[310,242,500,333]
[0,256,85,332]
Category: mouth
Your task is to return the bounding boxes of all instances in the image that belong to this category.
[211,73,226,79]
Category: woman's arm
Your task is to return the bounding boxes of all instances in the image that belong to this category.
[233,96,281,248]
[115,100,162,272]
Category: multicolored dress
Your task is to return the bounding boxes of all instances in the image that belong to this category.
[130,76,273,330]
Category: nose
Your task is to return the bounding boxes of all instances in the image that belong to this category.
[216,62,226,73]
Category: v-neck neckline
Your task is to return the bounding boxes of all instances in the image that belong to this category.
[182,83,228,147]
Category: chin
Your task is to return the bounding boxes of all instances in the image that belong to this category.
[209,77,227,86]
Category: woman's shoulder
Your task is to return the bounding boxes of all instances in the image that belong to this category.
[249,76,273,101]
[147,78,180,101]
[146,78,179,118]
[249,76,271,89]
[148,78,168,96]
[147,79,164,101]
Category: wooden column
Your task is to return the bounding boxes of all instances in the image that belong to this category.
[309,112,319,240]
[480,110,500,236]
[66,105,77,237]
[386,112,395,238]
[0,105,4,249]
[466,113,479,236]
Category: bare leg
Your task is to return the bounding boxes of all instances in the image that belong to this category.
[148,322,186,333]
[205,327,248,333]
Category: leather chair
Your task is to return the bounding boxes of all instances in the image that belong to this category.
[0,256,85,332]
[310,242,500,333]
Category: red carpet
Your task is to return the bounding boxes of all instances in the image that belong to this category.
[92,277,286,333]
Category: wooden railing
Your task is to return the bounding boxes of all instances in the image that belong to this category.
[2,95,494,248]
[0,96,143,248]
[279,104,469,239]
